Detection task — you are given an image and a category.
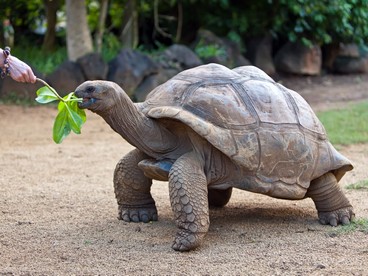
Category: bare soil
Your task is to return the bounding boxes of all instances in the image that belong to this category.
[1,74,368,276]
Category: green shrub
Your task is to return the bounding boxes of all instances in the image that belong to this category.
[194,39,227,59]
[272,0,368,46]
[12,45,67,75]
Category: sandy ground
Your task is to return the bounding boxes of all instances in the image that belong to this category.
[1,74,368,275]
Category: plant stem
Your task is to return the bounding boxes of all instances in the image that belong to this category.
[36,78,64,102]
[68,98,83,102]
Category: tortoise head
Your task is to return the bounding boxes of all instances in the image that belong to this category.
[75,80,121,113]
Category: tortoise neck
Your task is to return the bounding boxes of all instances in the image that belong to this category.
[99,91,177,157]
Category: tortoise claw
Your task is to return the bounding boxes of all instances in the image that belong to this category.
[318,206,355,227]
[341,216,350,225]
[118,204,158,223]
[172,230,205,252]
[329,218,338,227]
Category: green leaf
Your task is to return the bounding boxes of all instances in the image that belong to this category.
[35,86,59,104]
[57,99,66,111]
[53,102,71,144]
[69,98,86,123]
[53,93,85,141]
[65,103,84,134]
[35,79,87,144]
[62,93,73,102]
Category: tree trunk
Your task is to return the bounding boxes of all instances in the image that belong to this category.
[120,0,138,49]
[65,0,93,61]
[175,0,183,43]
[322,43,340,72]
[42,0,60,52]
[95,0,109,53]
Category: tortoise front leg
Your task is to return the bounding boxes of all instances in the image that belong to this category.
[306,172,354,226]
[169,152,209,251]
[114,149,158,223]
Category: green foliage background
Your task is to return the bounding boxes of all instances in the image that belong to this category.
[1,0,366,74]
[2,0,368,50]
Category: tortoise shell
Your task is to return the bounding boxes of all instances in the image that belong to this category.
[141,63,352,198]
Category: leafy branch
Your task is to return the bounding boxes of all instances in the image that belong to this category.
[35,78,86,144]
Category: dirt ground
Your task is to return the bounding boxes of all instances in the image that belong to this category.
[1,74,368,276]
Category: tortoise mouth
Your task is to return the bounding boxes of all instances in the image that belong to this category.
[78,97,98,109]
[75,89,99,109]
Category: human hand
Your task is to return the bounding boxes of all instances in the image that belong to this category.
[8,55,37,83]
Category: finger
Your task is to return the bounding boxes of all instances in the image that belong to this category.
[19,73,28,83]
[25,68,36,83]
[24,72,31,83]
[12,74,24,83]
[9,69,24,82]
[22,70,33,83]
[30,73,37,83]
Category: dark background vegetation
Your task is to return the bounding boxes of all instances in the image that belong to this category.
[1,0,368,74]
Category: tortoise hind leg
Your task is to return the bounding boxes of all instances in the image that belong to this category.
[208,188,232,208]
[306,172,354,226]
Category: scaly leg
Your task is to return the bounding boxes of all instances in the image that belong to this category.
[169,152,209,251]
[306,172,354,226]
[114,149,157,223]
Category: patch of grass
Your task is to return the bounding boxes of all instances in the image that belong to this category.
[11,34,124,74]
[346,179,368,190]
[328,218,368,236]
[12,44,67,75]
[0,92,38,106]
[317,101,368,145]
[84,240,92,245]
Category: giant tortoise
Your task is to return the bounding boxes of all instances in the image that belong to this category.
[75,63,354,251]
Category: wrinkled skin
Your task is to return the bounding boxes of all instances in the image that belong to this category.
[75,64,354,251]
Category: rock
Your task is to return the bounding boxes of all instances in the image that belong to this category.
[224,39,251,67]
[245,35,275,76]
[192,29,250,68]
[134,74,159,102]
[133,69,173,102]
[333,56,368,74]
[107,49,160,97]
[143,44,203,102]
[76,53,108,80]
[338,43,360,58]
[274,41,322,75]
[159,44,202,71]
[331,43,368,74]
[46,61,86,96]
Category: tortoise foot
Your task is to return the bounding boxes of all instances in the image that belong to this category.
[118,204,158,223]
[172,230,205,252]
[318,206,355,226]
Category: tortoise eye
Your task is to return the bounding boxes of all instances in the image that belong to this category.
[86,86,95,93]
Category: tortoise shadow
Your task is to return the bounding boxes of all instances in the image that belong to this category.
[208,201,319,230]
